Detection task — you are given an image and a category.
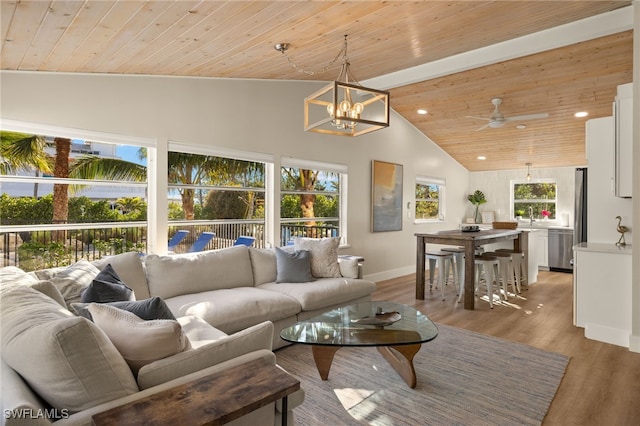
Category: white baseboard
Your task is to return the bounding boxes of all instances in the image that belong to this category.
[584,323,630,348]
[364,265,416,283]
[628,334,640,353]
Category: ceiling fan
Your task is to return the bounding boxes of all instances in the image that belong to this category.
[467,98,549,131]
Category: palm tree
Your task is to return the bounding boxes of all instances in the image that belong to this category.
[281,168,321,226]
[1,131,146,237]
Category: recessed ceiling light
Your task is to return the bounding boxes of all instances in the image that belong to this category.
[575,111,588,118]
[417,109,427,115]
[477,156,486,160]
[516,124,526,129]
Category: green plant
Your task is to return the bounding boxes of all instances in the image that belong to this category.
[467,190,487,223]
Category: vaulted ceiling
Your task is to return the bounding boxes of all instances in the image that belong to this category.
[1,1,634,172]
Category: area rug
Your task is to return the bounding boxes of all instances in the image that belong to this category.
[275,323,569,425]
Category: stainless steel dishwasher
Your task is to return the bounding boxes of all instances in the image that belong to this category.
[548,228,574,272]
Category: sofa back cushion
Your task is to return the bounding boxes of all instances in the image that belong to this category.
[249,247,278,285]
[0,286,138,413]
[93,251,150,300]
[145,245,254,299]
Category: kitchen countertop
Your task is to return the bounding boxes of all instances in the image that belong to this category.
[573,242,632,255]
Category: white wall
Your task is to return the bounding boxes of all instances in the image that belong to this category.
[0,71,469,280]
[468,167,577,226]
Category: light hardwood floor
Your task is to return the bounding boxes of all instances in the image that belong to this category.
[373,270,640,425]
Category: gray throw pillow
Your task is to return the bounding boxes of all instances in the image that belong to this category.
[72,296,177,322]
[275,247,314,283]
[80,264,135,303]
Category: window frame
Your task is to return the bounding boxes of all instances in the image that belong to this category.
[510,178,557,220]
[414,176,446,223]
[279,157,348,246]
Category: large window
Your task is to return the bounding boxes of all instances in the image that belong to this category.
[166,143,268,251]
[512,180,557,220]
[1,122,151,269]
[280,159,346,245]
[415,177,445,221]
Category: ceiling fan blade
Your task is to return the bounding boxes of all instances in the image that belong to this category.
[505,113,549,122]
[475,123,490,131]
[466,115,490,121]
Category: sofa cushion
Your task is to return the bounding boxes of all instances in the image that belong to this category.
[164,287,301,334]
[0,286,138,413]
[136,321,274,390]
[80,264,135,303]
[178,315,227,347]
[275,247,314,283]
[258,277,377,311]
[28,280,68,308]
[249,247,278,285]
[73,296,177,322]
[145,245,254,299]
[45,260,101,310]
[0,266,37,286]
[0,268,67,308]
[294,237,342,278]
[88,304,191,374]
[92,252,150,300]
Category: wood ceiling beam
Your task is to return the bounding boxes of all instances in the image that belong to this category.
[364,5,633,91]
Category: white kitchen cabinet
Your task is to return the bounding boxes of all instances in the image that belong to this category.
[573,243,632,348]
[614,83,633,198]
[534,229,548,269]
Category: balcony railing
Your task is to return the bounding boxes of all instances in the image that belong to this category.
[1,220,339,271]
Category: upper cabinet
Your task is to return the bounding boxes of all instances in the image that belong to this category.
[614,83,633,198]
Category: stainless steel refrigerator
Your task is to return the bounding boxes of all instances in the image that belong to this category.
[574,167,588,245]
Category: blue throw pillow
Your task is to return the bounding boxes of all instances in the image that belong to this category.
[275,247,314,283]
[72,296,176,322]
[80,263,135,303]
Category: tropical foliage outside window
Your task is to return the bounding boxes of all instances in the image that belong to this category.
[1,129,148,268]
[280,163,342,244]
[415,177,445,221]
[512,181,557,219]
[166,151,265,221]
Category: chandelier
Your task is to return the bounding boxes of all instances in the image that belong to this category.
[275,35,390,137]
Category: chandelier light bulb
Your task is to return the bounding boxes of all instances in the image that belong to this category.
[327,104,335,116]
[339,100,351,113]
[353,102,364,114]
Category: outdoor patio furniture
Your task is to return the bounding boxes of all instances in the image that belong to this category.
[167,230,189,252]
[233,236,256,247]
[186,232,216,253]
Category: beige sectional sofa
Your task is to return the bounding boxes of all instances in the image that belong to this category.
[0,241,376,425]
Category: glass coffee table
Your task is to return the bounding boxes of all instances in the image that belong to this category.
[280,301,438,388]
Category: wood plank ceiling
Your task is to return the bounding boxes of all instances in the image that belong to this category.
[0,1,634,172]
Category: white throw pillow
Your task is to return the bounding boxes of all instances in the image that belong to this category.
[47,260,101,309]
[88,304,191,374]
[0,286,138,413]
[294,237,342,278]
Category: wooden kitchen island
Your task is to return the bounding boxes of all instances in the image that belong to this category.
[416,229,527,310]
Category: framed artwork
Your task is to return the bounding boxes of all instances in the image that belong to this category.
[371,160,403,232]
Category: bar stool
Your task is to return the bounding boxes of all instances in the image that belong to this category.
[425,251,456,301]
[496,249,527,291]
[442,247,465,302]
[484,251,516,300]
[474,254,500,308]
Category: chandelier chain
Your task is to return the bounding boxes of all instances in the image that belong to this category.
[278,35,349,76]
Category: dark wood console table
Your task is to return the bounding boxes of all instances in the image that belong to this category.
[92,357,300,426]
[415,229,527,310]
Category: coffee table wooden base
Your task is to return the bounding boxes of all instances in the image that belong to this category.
[311,344,421,388]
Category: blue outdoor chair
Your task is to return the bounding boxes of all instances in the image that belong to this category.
[233,236,256,247]
[167,230,189,252]
[186,232,216,253]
